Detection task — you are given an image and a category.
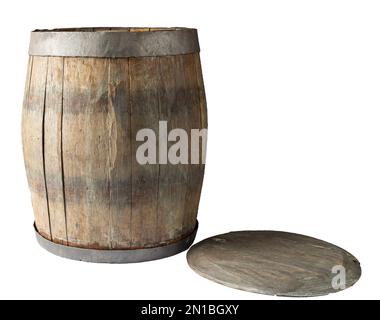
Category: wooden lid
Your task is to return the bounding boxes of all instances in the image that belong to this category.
[29,27,200,58]
[187,231,361,297]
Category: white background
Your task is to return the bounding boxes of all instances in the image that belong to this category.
[0,0,379,300]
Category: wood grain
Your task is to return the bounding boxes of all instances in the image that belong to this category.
[156,55,190,241]
[44,57,67,244]
[22,56,51,240]
[63,58,110,248]
[187,231,361,297]
[107,58,132,249]
[181,54,204,235]
[129,57,160,247]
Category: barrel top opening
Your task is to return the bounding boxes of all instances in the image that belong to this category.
[32,27,196,33]
[29,27,200,58]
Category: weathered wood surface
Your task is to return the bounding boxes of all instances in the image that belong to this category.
[187,231,361,297]
[22,53,207,250]
[22,56,51,240]
[44,57,67,244]
[108,59,132,249]
[157,55,192,241]
[130,57,160,248]
[63,58,111,249]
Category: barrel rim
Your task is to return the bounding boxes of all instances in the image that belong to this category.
[29,27,200,58]
[31,27,197,32]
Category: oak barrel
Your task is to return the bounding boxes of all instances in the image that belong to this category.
[22,27,207,263]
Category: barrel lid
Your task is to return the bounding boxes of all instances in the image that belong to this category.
[187,230,361,297]
[29,27,200,58]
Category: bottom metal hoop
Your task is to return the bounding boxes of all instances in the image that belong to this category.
[34,222,198,263]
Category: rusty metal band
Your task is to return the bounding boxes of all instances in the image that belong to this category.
[29,28,200,58]
[34,222,198,263]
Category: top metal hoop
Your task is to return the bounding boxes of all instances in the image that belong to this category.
[29,27,200,58]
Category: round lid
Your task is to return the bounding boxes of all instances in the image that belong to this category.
[187,231,361,297]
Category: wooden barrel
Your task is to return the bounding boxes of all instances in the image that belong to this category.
[22,27,207,263]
